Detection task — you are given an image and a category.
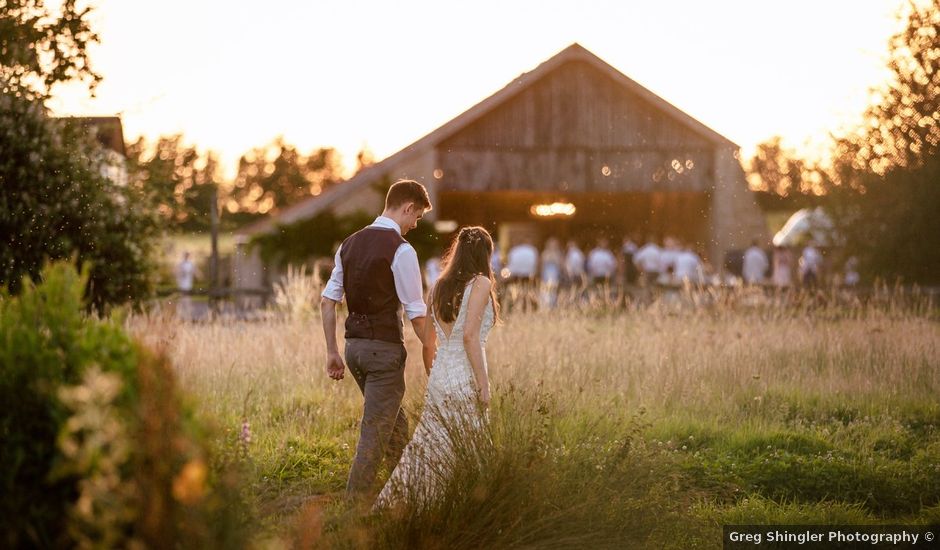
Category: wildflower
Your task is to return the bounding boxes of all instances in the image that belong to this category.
[240,419,252,445]
[238,418,252,459]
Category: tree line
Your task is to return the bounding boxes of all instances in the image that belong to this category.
[745,0,939,285]
[124,135,373,232]
[1,0,937,310]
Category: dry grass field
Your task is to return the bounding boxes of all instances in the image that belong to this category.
[127,286,940,548]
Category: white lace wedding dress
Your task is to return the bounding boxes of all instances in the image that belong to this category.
[374,279,494,509]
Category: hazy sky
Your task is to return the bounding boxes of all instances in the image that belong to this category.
[47,1,904,177]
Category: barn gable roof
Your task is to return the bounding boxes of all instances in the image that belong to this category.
[239,43,736,236]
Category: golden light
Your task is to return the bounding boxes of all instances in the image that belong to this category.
[433,168,444,179]
[530,202,576,217]
[434,219,458,233]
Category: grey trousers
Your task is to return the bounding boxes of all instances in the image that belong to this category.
[344,338,409,497]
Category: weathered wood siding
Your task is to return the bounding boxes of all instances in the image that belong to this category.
[437,60,714,193]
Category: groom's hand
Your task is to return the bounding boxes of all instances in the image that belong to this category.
[326,351,346,380]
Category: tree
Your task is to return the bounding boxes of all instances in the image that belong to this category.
[825,0,940,284]
[834,0,939,175]
[826,160,940,284]
[125,135,221,232]
[0,0,160,307]
[0,0,102,101]
[746,137,817,196]
[355,144,376,173]
[229,138,343,215]
[0,92,159,309]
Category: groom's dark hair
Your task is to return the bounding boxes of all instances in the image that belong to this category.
[385,179,431,211]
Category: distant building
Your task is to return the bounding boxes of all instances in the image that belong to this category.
[63,116,128,186]
[234,44,767,289]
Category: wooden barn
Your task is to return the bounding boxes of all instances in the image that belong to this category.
[234,44,766,288]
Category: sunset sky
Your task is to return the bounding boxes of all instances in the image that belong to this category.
[47,0,904,178]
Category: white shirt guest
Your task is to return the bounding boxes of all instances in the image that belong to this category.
[425,256,441,290]
[565,243,586,278]
[633,242,662,275]
[658,237,682,280]
[674,248,703,283]
[586,246,617,279]
[506,242,539,278]
[175,253,195,292]
[743,243,770,284]
[800,245,823,277]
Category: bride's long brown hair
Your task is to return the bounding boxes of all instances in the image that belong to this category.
[431,226,500,324]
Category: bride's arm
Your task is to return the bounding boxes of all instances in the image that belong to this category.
[422,304,437,377]
[462,276,492,406]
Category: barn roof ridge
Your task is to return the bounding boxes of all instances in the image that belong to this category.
[238,43,736,237]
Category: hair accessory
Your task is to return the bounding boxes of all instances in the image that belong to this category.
[460,229,483,245]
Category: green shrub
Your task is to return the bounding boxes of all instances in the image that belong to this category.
[0,91,159,310]
[0,262,138,547]
[0,261,251,548]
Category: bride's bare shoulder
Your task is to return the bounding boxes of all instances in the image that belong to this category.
[470,274,492,291]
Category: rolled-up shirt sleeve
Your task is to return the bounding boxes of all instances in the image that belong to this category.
[321,245,345,302]
[392,244,427,319]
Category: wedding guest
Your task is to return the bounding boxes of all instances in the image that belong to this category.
[490,247,502,279]
[587,238,618,285]
[800,242,823,288]
[657,236,681,285]
[425,254,442,290]
[506,236,539,312]
[742,239,769,285]
[175,251,196,319]
[843,256,860,287]
[540,237,564,308]
[673,243,703,284]
[564,239,587,289]
[771,245,793,288]
[633,236,662,287]
[621,235,639,286]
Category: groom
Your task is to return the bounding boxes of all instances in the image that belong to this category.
[320,179,432,499]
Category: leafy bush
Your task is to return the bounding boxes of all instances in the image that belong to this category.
[0,261,250,548]
[0,91,159,310]
[0,262,137,547]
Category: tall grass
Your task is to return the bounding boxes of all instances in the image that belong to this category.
[126,288,940,547]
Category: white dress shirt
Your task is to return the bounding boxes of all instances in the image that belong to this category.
[673,250,703,282]
[507,244,539,278]
[743,246,770,284]
[586,248,617,278]
[800,245,823,276]
[565,246,585,276]
[321,216,427,320]
[633,243,662,273]
[175,259,195,291]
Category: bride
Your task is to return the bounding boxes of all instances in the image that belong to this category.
[374,226,499,509]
